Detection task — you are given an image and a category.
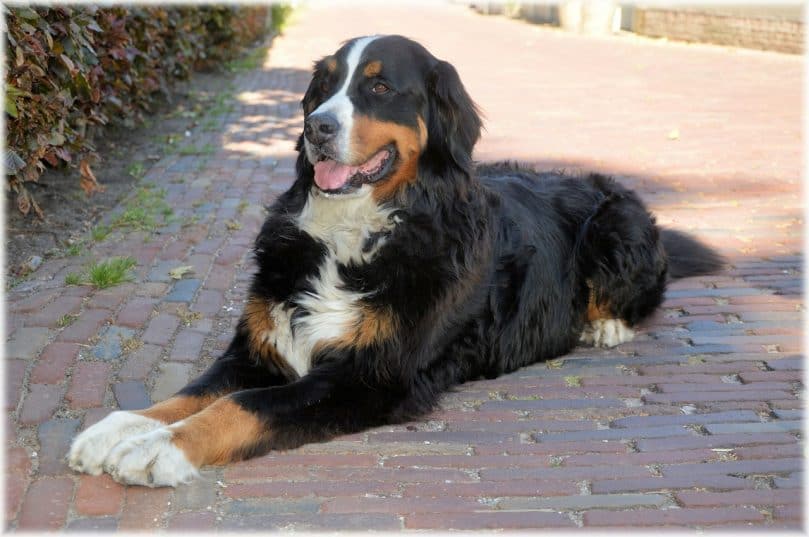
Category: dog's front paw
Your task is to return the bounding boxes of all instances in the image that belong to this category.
[104,428,198,487]
[580,319,635,348]
[68,411,164,476]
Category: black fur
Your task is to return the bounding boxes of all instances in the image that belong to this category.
[174,36,722,462]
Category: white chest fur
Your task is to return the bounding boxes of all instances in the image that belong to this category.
[268,187,396,377]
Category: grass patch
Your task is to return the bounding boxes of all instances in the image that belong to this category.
[177,143,215,156]
[91,225,111,242]
[564,375,582,388]
[65,257,139,289]
[57,314,79,328]
[110,186,173,232]
[225,219,242,231]
[65,272,83,285]
[66,242,83,256]
[208,91,235,116]
[86,257,137,289]
[127,162,146,179]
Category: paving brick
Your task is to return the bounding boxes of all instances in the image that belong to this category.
[224,465,475,484]
[191,289,225,315]
[481,463,652,482]
[118,344,162,380]
[19,384,63,425]
[642,390,793,404]
[500,492,670,511]
[169,329,206,362]
[89,283,136,310]
[5,446,32,522]
[56,308,113,344]
[90,325,136,361]
[704,420,802,435]
[611,410,760,428]
[17,476,74,530]
[220,513,402,531]
[591,474,755,494]
[368,430,518,444]
[6,359,27,410]
[10,290,59,313]
[115,297,157,328]
[215,243,248,266]
[164,278,201,302]
[406,511,574,529]
[117,486,171,530]
[204,265,234,290]
[167,511,218,531]
[676,489,802,508]
[563,448,721,467]
[25,296,83,328]
[74,474,125,516]
[112,380,152,410]
[583,506,765,527]
[773,503,803,520]
[66,517,119,531]
[147,259,185,283]
[661,458,803,477]
[150,362,192,402]
[6,327,52,360]
[82,407,113,428]
[142,313,180,345]
[324,495,485,514]
[225,498,322,516]
[225,480,401,499]
[535,425,693,443]
[30,342,80,384]
[636,433,798,452]
[66,362,111,409]
[170,471,219,510]
[37,418,80,475]
[766,357,802,370]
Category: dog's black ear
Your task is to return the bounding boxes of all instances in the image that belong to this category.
[301,57,329,116]
[426,60,483,173]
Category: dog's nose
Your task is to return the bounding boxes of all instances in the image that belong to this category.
[304,113,339,145]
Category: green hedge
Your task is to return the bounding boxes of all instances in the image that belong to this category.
[5,5,268,216]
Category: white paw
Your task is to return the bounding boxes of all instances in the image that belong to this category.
[68,411,164,476]
[103,428,198,487]
[580,319,635,348]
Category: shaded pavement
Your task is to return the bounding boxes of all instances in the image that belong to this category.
[5,2,803,531]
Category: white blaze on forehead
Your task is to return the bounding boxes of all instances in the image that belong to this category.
[308,35,379,163]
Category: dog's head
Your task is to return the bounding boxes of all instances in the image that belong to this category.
[299,35,482,200]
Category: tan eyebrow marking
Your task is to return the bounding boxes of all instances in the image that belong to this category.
[325,57,337,73]
[363,60,382,77]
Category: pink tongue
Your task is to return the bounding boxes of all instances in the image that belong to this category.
[314,160,356,190]
[313,150,390,191]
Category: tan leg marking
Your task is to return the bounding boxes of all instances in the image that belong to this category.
[170,398,268,466]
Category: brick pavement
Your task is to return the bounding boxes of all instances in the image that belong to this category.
[4,3,803,531]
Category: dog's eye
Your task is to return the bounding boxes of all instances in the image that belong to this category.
[371,82,390,95]
[320,80,329,93]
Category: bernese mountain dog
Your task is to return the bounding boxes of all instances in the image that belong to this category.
[68,35,722,486]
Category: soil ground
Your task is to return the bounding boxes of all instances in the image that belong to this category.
[5,62,248,283]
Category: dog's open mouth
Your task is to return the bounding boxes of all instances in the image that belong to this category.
[313,145,396,194]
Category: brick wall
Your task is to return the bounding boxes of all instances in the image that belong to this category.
[632,7,803,54]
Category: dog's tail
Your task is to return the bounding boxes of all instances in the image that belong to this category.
[661,229,725,281]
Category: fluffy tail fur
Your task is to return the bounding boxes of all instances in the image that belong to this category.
[661,229,724,281]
